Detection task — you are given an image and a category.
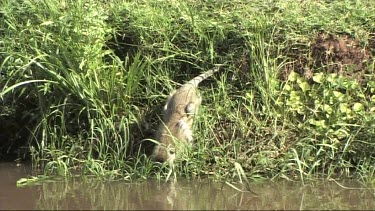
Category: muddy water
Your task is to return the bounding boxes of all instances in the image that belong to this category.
[0,162,374,210]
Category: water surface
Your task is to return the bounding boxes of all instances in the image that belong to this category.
[0,162,374,210]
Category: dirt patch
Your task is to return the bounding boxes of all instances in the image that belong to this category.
[281,33,372,82]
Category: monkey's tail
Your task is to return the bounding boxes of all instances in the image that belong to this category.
[187,65,223,87]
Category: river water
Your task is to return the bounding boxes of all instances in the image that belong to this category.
[0,162,374,210]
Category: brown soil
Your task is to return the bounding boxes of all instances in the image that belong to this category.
[281,33,372,82]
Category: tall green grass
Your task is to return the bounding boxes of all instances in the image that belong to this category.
[1,0,375,183]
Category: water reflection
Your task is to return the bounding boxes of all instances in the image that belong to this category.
[0,162,374,210]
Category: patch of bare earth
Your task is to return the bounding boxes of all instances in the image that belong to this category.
[282,33,372,83]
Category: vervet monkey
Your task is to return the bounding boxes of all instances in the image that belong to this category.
[152,66,221,163]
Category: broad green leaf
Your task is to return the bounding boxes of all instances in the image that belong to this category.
[312,72,324,84]
[352,103,364,112]
[284,83,292,91]
[339,103,351,114]
[299,81,310,92]
[323,104,332,114]
[333,91,344,101]
[327,73,338,83]
[288,71,298,82]
[289,91,301,102]
[309,119,327,129]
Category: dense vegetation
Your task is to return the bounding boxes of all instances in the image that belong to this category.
[1,0,374,182]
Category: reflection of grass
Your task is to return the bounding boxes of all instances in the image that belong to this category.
[1,0,375,182]
[31,178,375,210]
[16,175,62,187]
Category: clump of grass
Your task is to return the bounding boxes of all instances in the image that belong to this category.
[0,0,151,177]
[1,0,375,182]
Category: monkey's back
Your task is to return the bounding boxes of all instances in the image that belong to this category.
[152,66,221,163]
[163,84,201,123]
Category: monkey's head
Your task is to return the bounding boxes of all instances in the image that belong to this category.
[151,143,176,163]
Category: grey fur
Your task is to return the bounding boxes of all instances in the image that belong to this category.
[152,66,220,163]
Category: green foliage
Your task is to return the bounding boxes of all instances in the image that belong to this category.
[278,71,375,180]
[0,0,150,177]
